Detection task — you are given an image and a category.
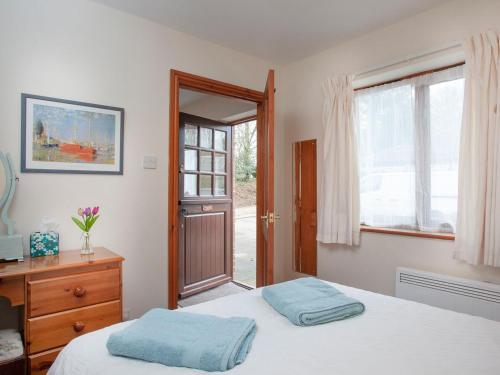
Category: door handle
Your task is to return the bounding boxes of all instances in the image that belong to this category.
[260,211,269,228]
[261,212,280,224]
[260,210,269,222]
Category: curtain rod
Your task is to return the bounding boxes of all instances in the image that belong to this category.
[355,43,463,78]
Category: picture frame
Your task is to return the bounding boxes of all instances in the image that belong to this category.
[21,93,124,174]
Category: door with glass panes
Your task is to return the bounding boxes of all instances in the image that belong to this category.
[178,113,233,298]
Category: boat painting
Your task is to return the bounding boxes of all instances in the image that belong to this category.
[22,94,124,174]
[32,104,114,163]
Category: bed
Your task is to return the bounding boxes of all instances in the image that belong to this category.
[49,281,500,375]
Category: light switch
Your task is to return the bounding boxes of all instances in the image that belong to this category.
[143,155,157,169]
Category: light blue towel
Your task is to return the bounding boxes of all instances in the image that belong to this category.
[107,308,256,372]
[262,277,365,326]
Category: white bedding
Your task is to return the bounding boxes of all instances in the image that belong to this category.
[49,281,500,375]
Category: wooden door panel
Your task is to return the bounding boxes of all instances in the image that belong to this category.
[184,212,225,283]
[293,139,317,276]
[256,70,275,287]
[180,204,232,298]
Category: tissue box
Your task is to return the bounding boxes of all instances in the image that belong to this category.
[30,232,59,257]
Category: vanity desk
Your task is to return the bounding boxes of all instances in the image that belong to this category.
[0,247,124,375]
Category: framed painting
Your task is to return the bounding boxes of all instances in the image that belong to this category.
[21,93,124,174]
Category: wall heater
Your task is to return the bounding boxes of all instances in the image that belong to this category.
[395,267,500,321]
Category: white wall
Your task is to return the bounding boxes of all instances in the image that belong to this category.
[278,0,500,295]
[0,0,278,318]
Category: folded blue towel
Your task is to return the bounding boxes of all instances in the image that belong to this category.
[107,308,256,372]
[262,277,365,326]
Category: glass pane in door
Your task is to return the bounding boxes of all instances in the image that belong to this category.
[200,151,212,172]
[214,153,225,173]
[200,128,213,149]
[184,174,197,196]
[184,149,197,171]
[214,175,225,196]
[200,175,212,196]
[185,124,198,146]
[214,130,226,151]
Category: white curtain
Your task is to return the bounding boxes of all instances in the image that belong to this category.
[356,66,464,232]
[455,30,500,267]
[317,75,360,246]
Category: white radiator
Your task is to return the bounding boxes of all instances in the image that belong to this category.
[395,267,500,321]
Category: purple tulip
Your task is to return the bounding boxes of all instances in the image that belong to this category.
[92,206,99,215]
[84,207,91,216]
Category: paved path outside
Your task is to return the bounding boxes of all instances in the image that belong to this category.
[234,205,256,287]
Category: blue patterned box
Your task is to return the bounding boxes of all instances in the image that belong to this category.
[30,232,59,257]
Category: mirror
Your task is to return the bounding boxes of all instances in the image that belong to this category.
[0,151,23,261]
[0,158,5,209]
[0,152,7,231]
[293,139,317,275]
[0,151,18,235]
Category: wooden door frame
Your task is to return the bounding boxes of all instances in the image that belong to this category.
[168,69,272,309]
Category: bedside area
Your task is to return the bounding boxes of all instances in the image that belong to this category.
[0,247,124,375]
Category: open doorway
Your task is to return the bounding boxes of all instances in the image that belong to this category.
[168,69,275,309]
[233,120,257,287]
[176,90,256,307]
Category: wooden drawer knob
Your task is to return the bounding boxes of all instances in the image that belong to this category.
[73,286,87,297]
[73,321,85,332]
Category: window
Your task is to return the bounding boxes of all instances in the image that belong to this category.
[356,65,464,233]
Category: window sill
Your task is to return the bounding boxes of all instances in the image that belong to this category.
[360,225,455,241]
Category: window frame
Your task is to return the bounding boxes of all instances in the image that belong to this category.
[355,62,464,240]
[360,225,455,240]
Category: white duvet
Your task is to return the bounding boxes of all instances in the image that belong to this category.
[49,281,500,375]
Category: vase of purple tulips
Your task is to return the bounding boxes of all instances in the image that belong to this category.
[72,206,100,255]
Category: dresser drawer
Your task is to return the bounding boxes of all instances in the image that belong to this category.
[27,300,121,354]
[29,347,63,375]
[28,268,120,317]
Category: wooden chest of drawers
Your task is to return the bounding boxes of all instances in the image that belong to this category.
[0,248,124,375]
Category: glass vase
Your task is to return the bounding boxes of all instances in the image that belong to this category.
[80,231,94,255]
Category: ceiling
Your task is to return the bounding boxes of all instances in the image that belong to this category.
[179,90,207,108]
[92,0,449,63]
[180,89,256,123]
